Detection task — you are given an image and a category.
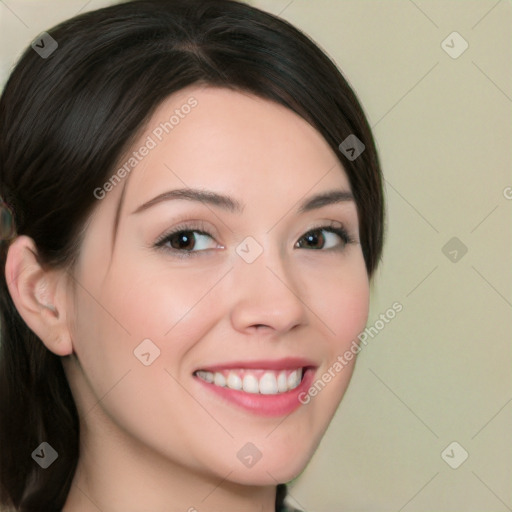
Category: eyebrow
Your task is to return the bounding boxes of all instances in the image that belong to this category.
[130,187,354,216]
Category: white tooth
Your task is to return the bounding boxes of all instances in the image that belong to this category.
[259,372,279,395]
[196,370,214,383]
[277,371,288,392]
[287,369,301,390]
[214,372,226,387]
[242,374,259,393]
[226,372,243,391]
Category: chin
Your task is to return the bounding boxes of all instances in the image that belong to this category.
[219,440,319,486]
[226,464,306,487]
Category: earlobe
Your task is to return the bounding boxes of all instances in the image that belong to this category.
[4,235,73,356]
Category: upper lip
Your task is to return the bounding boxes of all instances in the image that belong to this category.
[194,357,317,373]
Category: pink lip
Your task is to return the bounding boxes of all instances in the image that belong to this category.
[194,357,316,372]
[193,364,317,418]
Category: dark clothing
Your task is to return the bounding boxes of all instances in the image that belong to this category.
[276,484,303,512]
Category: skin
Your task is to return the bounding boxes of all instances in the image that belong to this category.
[6,85,370,512]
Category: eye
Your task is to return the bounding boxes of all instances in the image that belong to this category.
[154,222,218,257]
[295,224,353,251]
[154,221,355,258]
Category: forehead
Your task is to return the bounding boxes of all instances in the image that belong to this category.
[119,85,351,211]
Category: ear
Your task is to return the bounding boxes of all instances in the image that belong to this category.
[4,235,73,356]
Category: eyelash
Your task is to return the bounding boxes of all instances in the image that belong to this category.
[154,220,356,259]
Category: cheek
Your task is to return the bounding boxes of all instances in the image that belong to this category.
[329,276,370,350]
[100,254,223,347]
[307,253,370,350]
[67,264,230,465]
[294,254,370,420]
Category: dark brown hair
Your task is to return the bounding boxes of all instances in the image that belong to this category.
[0,0,385,510]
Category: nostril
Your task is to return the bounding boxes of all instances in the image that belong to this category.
[252,324,273,332]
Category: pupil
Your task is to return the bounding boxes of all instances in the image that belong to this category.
[177,232,192,249]
[307,231,322,247]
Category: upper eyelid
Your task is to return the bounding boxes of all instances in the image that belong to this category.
[158,220,350,236]
[154,220,216,245]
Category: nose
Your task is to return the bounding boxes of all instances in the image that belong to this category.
[229,243,308,335]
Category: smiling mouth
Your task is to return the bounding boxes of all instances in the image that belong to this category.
[193,367,307,395]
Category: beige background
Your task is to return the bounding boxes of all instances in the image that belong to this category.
[1,1,511,511]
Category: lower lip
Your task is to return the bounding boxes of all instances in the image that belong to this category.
[193,368,316,417]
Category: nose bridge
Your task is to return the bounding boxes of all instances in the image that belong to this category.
[229,235,307,332]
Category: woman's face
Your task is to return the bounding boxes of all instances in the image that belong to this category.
[63,85,370,485]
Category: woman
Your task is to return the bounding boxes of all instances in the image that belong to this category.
[0,0,385,510]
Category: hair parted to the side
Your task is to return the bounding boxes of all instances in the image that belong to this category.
[0,0,385,510]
